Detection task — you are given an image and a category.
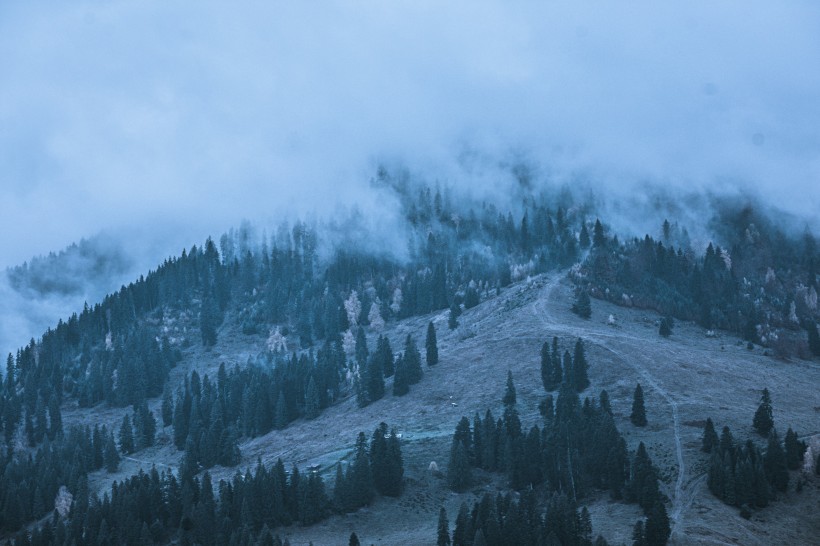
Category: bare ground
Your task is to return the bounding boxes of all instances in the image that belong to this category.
[60,273,820,545]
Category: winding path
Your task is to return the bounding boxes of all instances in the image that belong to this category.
[530,275,689,535]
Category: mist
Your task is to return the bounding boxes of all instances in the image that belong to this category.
[1,1,819,354]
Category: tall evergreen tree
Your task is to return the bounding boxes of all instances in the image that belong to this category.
[393,354,409,396]
[119,414,135,455]
[447,440,472,492]
[644,502,671,546]
[753,388,774,437]
[807,321,820,356]
[702,418,718,453]
[305,376,320,419]
[448,302,461,330]
[572,291,592,319]
[784,427,807,470]
[349,432,374,509]
[541,342,556,392]
[764,430,789,493]
[437,507,451,546]
[161,388,174,427]
[104,431,120,472]
[593,219,606,248]
[503,371,516,407]
[631,383,647,427]
[404,335,423,385]
[579,223,591,249]
[426,322,439,366]
[572,338,590,392]
[377,335,395,378]
[658,317,672,338]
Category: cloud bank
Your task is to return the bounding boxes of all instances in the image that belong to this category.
[1,0,819,352]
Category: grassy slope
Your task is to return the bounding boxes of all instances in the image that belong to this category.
[63,274,820,546]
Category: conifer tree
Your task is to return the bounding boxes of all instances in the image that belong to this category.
[377,335,395,378]
[631,383,647,427]
[753,388,774,437]
[593,219,606,248]
[503,371,516,407]
[426,322,439,366]
[404,335,423,385]
[541,342,555,391]
[104,431,120,472]
[572,291,592,319]
[448,302,461,330]
[784,427,807,470]
[452,502,471,546]
[161,388,174,427]
[355,327,368,368]
[599,389,612,416]
[119,414,135,455]
[349,532,360,546]
[579,223,591,249]
[572,338,590,392]
[447,440,472,492]
[807,321,820,356]
[702,418,718,453]
[305,376,320,419]
[437,507,451,546]
[349,432,374,509]
[393,354,409,396]
[644,502,671,546]
[764,430,789,493]
[658,317,672,338]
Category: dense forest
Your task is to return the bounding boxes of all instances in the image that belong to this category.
[1,175,818,543]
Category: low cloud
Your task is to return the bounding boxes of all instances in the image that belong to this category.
[1,1,819,351]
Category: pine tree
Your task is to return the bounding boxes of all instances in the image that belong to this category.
[600,389,612,416]
[119,414,135,455]
[629,442,660,512]
[355,327,368,368]
[447,440,472,492]
[702,418,719,453]
[437,507,451,546]
[104,431,120,472]
[426,322,439,366]
[631,383,647,427]
[541,342,556,391]
[572,338,590,392]
[658,318,672,338]
[393,354,409,396]
[572,291,592,319]
[377,335,395,378]
[349,532,360,546]
[404,335,423,385]
[503,371,516,406]
[807,321,820,356]
[161,388,174,427]
[350,432,374,509]
[448,302,461,330]
[452,502,471,546]
[305,376,320,419]
[753,388,773,437]
[764,430,789,493]
[365,353,385,404]
[644,502,671,546]
[579,223,591,249]
[593,219,606,248]
[784,427,807,470]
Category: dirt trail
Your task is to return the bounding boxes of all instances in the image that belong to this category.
[531,275,689,536]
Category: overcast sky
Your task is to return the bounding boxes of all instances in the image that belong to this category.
[1,1,820,351]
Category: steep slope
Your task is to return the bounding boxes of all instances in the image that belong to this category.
[62,272,819,545]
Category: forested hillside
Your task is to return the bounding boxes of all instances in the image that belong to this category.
[1,176,818,544]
